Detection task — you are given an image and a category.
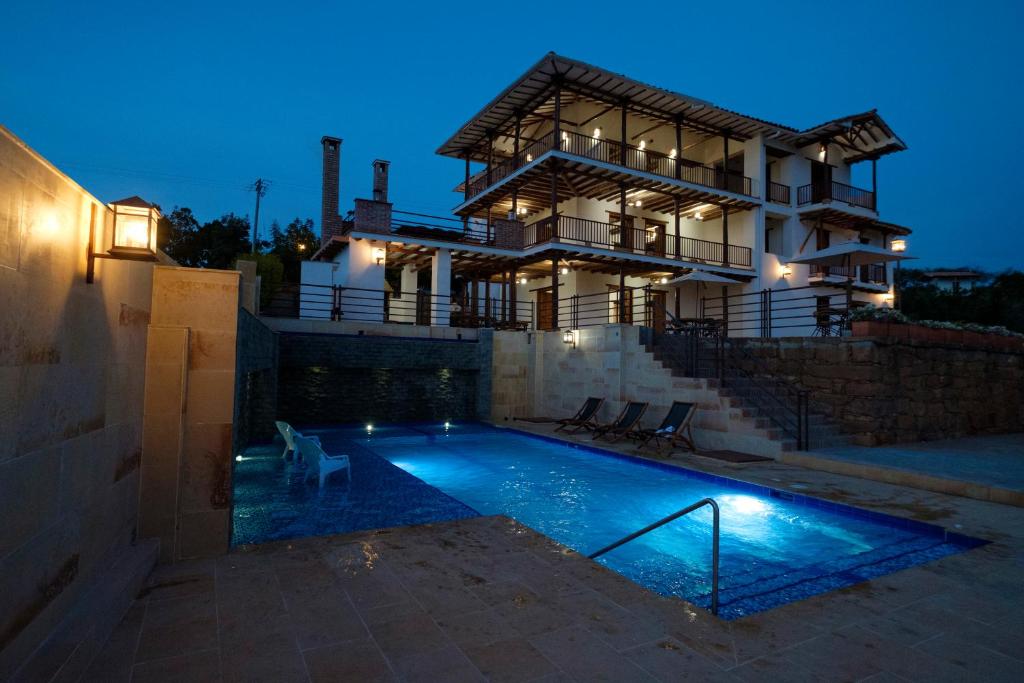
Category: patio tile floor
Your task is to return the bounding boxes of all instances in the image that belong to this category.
[83,428,1024,682]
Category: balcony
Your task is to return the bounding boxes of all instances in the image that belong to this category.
[810,263,887,285]
[797,181,876,211]
[768,181,791,205]
[463,131,754,202]
[524,215,752,268]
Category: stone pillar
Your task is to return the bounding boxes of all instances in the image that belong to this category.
[398,265,418,323]
[431,248,452,326]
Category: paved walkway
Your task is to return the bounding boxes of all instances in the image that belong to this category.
[787,433,1024,506]
[82,431,1024,682]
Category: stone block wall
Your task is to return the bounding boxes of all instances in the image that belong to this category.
[0,126,157,680]
[233,308,278,449]
[490,326,793,457]
[276,331,492,425]
[731,337,1024,445]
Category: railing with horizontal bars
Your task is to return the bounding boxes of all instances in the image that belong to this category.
[524,215,753,268]
[768,181,791,205]
[261,282,534,329]
[810,263,887,285]
[700,283,861,339]
[463,130,755,201]
[796,181,875,210]
[391,210,493,245]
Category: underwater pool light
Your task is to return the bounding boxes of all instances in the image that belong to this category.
[366,423,374,434]
[235,455,243,462]
[444,421,451,430]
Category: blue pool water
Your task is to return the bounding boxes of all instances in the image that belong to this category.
[234,422,984,619]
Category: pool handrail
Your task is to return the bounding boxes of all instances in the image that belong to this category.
[587,497,720,616]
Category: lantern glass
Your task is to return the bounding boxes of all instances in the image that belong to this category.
[110,200,158,256]
[891,239,907,253]
[563,330,574,345]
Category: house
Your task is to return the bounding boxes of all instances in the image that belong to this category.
[298,53,912,337]
[920,269,986,293]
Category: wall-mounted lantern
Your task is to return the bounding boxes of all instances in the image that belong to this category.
[373,246,386,265]
[781,264,792,278]
[891,239,907,253]
[87,196,159,283]
[562,329,576,349]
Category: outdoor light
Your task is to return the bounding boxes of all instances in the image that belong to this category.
[298,243,306,252]
[669,148,677,158]
[235,455,243,462]
[444,421,451,430]
[781,264,792,278]
[518,276,527,285]
[891,239,907,252]
[562,329,576,348]
[517,207,527,215]
[694,212,703,221]
[593,127,602,138]
[638,140,646,150]
[366,423,374,434]
[659,277,668,284]
[373,246,385,265]
[87,196,160,283]
[560,266,569,275]
[883,292,895,306]
[526,153,533,162]
[819,143,827,159]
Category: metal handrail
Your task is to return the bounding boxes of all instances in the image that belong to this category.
[588,497,720,616]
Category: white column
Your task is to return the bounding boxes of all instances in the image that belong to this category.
[431,248,451,326]
[396,264,418,323]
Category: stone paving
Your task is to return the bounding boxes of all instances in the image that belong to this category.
[83,427,1024,682]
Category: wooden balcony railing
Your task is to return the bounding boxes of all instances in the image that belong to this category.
[463,130,754,201]
[524,215,752,268]
[796,181,875,210]
[768,181,791,205]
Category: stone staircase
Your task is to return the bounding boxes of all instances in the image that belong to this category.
[646,337,848,453]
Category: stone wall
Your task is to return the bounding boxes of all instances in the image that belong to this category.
[276,330,492,425]
[731,336,1024,446]
[233,308,278,449]
[0,126,158,680]
[138,266,241,563]
[490,326,793,457]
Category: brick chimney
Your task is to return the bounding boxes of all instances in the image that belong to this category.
[320,135,344,244]
[372,159,390,202]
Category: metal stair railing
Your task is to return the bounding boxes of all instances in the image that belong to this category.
[588,498,720,615]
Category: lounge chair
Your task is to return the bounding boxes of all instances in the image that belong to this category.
[275,421,299,460]
[555,397,604,434]
[634,401,697,455]
[514,397,604,434]
[592,401,649,443]
[295,435,351,489]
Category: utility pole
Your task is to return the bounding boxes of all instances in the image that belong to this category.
[248,178,270,252]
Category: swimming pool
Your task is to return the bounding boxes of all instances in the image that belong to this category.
[235,422,984,619]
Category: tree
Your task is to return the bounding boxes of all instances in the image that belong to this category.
[269,217,318,282]
[157,207,201,265]
[235,253,284,309]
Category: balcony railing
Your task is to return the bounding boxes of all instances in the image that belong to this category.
[796,181,875,210]
[768,181,791,205]
[524,215,752,268]
[462,130,754,201]
[810,263,887,285]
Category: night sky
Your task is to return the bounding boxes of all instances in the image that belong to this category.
[2,0,1021,269]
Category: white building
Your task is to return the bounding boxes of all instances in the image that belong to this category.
[299,53,912,338]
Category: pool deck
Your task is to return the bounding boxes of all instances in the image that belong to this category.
[785,433,1024,507]
[85,427,1024,682]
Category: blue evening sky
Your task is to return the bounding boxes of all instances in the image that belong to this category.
[2,0,1020,270]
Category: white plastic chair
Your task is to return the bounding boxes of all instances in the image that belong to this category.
[295,435,351,489]
[275,421,299,460]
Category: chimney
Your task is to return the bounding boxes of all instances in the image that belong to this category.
[321,135,343,243]
[372,159,390,202]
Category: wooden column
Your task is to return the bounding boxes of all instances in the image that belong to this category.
[722,206,730,267]
[674,117,683,180]
[673,196,680,258]
[501,271,508,322]
[722,132,729,190]
[550,163,559,238]
[620,101,628,164]
[553,86,562,146]
[551,258,559,330]
[486,133,494,186]
[471,274,479,324]
[485,205,492,242]
[618,268,626,323]
[509,268,518,323]
[619,182,628,248]
[464,152,471,200]
[513,115,522,167]
[511,190,518,218]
